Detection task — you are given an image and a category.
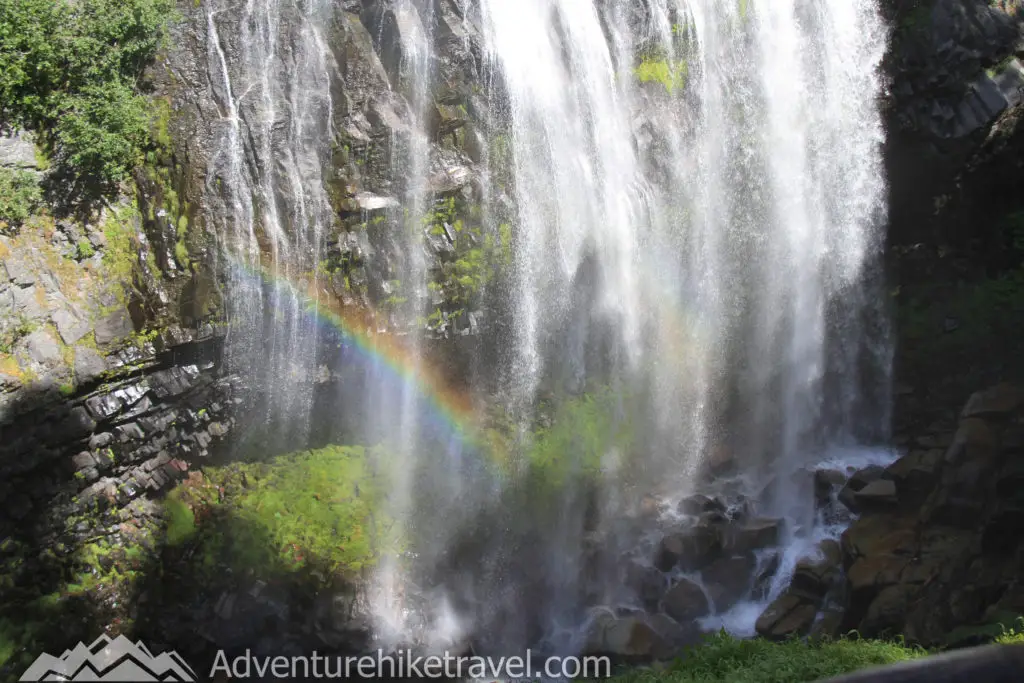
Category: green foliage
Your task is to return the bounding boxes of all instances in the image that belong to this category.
[75,239,95,260]
[996,619,1024,644]
[170,445,391,582]
[164,496,196,546]
[0,168,42,228]
[635,56,688,94]
[527,389,635,484]
[0,0,176,201]
[945,613,1024,648]
[54,82,152,189]
[606,632,926,683]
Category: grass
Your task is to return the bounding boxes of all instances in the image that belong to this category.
[606,632,927,683]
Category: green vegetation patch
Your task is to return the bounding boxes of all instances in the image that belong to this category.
[635,57,688,94]
[0,0,176,203]
[168,445,391,583]
[606,632,927,683]
[0,168,42,229]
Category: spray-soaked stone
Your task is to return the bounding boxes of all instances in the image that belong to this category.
[662,577,710,623]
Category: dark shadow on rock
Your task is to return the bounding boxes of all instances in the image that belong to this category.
[0,337,229,681]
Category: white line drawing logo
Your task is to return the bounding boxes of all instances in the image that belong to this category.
[19,633,197,681]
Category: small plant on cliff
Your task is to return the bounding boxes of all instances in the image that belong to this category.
[0,168,42,230]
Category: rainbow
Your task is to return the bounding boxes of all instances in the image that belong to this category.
[225,256,484,450]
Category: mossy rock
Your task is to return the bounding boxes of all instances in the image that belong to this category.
[167,445,394,584]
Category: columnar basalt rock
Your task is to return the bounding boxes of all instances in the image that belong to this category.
[762,383,1024,647]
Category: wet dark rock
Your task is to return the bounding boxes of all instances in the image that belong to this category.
[702,554,756,611]
[755,591,818,641]
[838,466,889,512]
[726,518,782,553]
[626,562,667,610]
[852,479,899,511]
[676,494,726,516]
[791,541,842,601]
[584,613,671,660]
[662,578,710,623]
[655,524,722,572]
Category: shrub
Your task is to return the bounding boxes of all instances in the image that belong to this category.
[0,168,42,228]
[0,0,175,204]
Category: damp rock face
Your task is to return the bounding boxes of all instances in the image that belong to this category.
[761,384,1024,647]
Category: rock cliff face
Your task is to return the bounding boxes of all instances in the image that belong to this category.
[755,384,1024,648]
[158,0,498,340]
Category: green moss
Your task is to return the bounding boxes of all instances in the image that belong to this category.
[605,632,926,683]
[59,382,76,397]
[100,202,141,293]
[150,96,173,151]
[169,445,393,582]
[164,496,196,546]
[174,240,189,268]
[635,56,688,94]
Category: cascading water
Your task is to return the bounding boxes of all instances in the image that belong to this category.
[204,0,337,453]
[200,0,893,663]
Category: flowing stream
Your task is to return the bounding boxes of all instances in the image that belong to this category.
[201,0,892,661]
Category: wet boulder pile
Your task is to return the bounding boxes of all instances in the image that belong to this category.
[760,383,1024,647]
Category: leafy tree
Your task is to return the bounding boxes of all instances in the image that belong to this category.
[0,0,174,207]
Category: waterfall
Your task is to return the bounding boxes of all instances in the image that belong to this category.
[204,0,337,453]
[198,0,891,658]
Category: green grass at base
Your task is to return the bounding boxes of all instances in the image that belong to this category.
[606,632,927,683]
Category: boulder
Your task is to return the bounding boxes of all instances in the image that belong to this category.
[677,493,726,517]
[20,329,62,366]
[662,578,710,623]
[814,469,847,506]
[755,592,817,640]
[625,562,666,610]
[852,479,898,510]
[52,308,91,346]
[726,518,781,553]
[838,465,889,512]
[944,417,999,466]
[860,584,919,637]
[647,613,701,648]
[791,540,842,600]
[655,524,722,571]
[885,449,942,498]
[94,307,134,346]
[584,614,670,659]
[702,554,756,611]
[960,383,1023,419]
[73,345,107,384]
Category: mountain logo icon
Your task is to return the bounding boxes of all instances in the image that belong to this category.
[19,634,197,681]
